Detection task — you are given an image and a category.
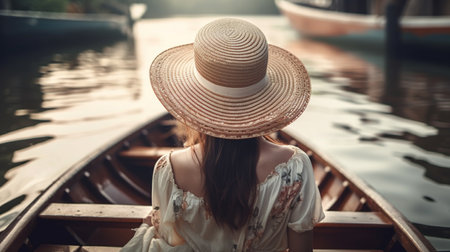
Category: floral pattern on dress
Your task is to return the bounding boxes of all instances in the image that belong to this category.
[150,206,161,230]
[155,155,169,171]
[243,207,264,251]
[173,192,188,218]
[271,168,303,218]
[244,222,264,251]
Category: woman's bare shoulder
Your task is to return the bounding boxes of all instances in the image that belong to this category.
[257,139,295,182]
[169,146,203,196]
[170,147,194,166]
[261,139,295,163]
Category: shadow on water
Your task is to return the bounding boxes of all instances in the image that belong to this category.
[0,195,26,228]
[0,195,26,216]
[403,155,450,185]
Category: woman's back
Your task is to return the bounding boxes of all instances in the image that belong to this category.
[171,138,295,198]
[122,143,324,251]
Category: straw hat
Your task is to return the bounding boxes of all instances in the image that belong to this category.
[150,18,310,139]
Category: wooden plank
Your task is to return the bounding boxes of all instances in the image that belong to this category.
[318,211,391,227]
[39,204,394,249]
[35,244,126,251]
[80,246,122,252]
[104,155,151,200]
[35,244,80,252]
[41,204,389,227]
[338,192,364,212]
[315,211,394,249]
[119,146,180,159]
[40,203,151,224]
[36,246,382,252]
[40,203,390,228]
[314,250,383,252]
[118,146,181,166]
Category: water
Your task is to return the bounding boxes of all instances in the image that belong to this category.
[0,40,152,229]
[1,16,449,250]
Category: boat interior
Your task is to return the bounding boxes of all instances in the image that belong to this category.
[4,114,432,251]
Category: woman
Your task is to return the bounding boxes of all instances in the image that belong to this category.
[122,18,324,252]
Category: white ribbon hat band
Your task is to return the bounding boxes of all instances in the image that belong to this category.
[193,66,268,98]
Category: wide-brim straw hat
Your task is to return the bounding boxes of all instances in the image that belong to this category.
[150,18,310,139]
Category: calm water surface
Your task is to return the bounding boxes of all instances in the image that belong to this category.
[0,16,449,250]
[0,40,151,229]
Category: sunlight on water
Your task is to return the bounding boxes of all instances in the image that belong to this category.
[0,41,153,231]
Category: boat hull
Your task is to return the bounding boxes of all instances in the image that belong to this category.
[275,0,450,53]
[0,113,435,251]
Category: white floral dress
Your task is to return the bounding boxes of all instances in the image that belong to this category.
[121,146,324,252]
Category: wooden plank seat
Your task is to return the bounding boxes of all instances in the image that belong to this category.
[35,244,382,252]
[39,203,393,250]
[35,244,121,252]
[314,212,394,250]
[118,146,181,166]
[39,203,151,228]
[35,244,79,252]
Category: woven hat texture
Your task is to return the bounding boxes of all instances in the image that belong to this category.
[150,18,310,139]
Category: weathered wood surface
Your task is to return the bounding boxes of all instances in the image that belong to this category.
[39,203,393,250]
[40,203,388,227]
[35,244,121,252]
[36,244,383,252]
[119,146,180,166]
[40,203,151,224]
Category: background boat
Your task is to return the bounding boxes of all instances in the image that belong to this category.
[0,113,434,251]
[0,10,130,54]
[275,0,450,59]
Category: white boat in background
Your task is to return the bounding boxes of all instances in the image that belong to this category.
[275,0,450,54]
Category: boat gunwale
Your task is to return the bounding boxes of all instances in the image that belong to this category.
[280,129,435,252]
[275,0,450,29]
[275,0,383,25]
[0,114,168,252]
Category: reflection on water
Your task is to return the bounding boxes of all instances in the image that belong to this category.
[245,18,449,249]
[0,53,48,135]
[0,39,148,231]
[286,37,450,248]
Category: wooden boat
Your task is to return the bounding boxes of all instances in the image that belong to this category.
[275,0,450,52]
[0,10,129,53]
[0,113,435,251]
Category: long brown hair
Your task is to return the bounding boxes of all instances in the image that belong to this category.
[202,135,259,230]
[176,123,259,230]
